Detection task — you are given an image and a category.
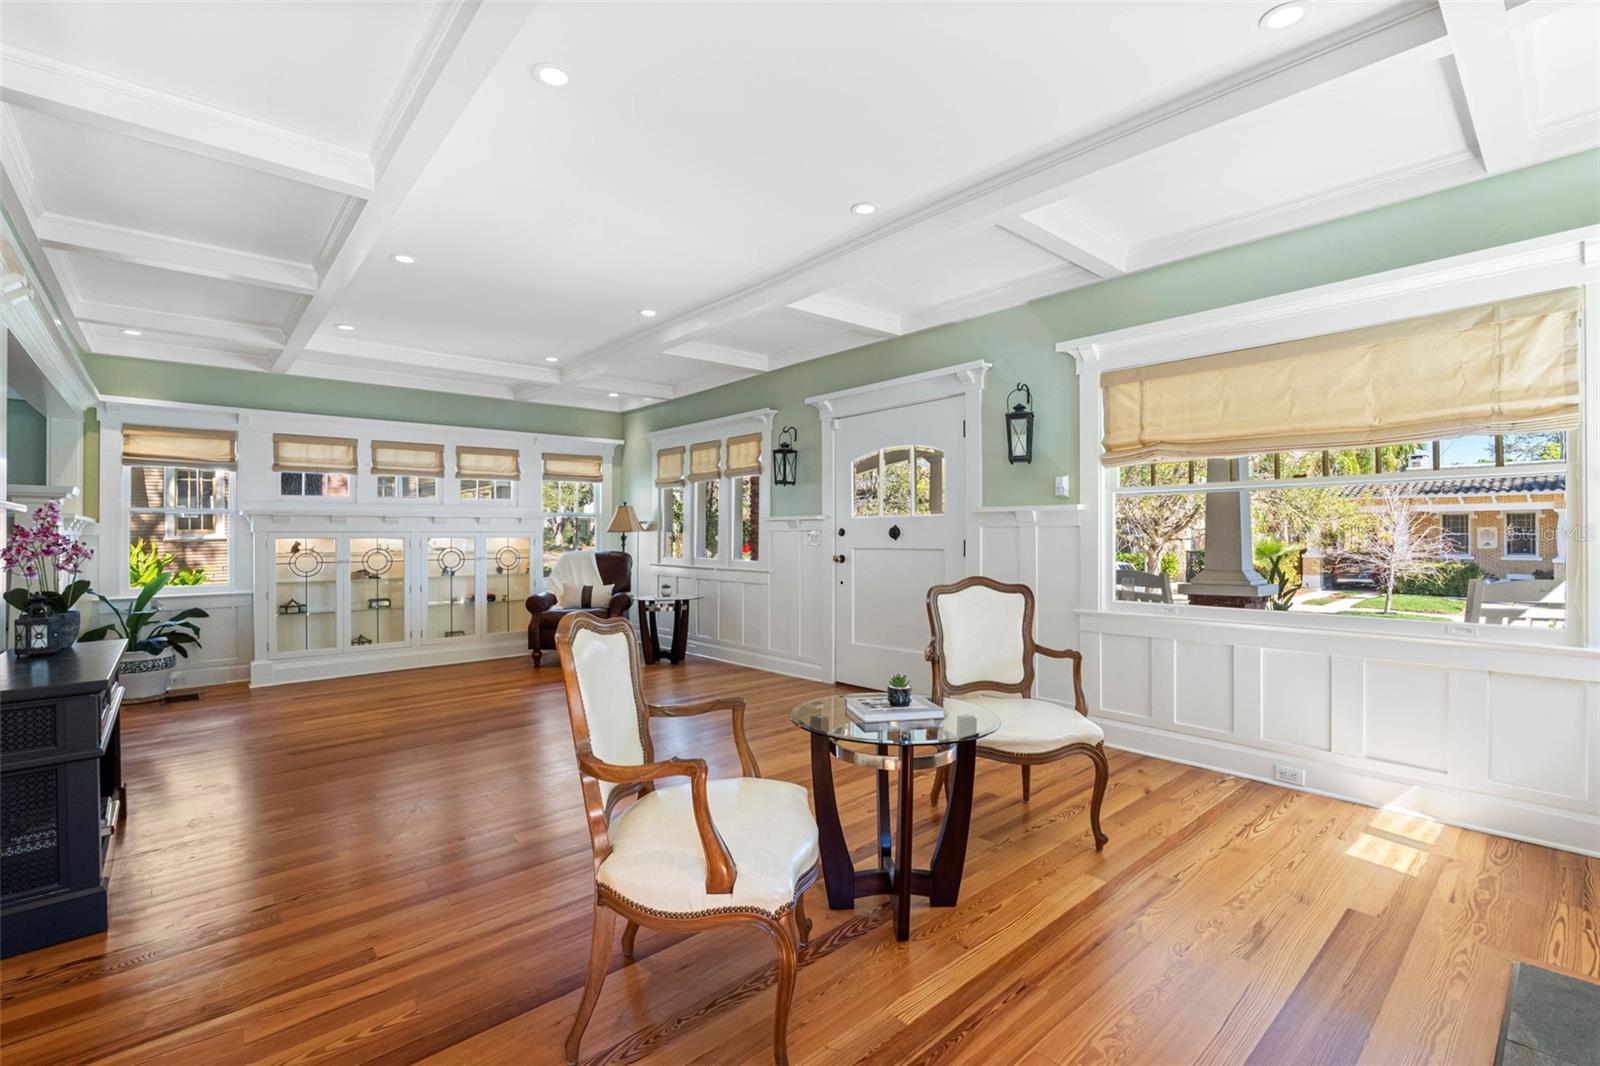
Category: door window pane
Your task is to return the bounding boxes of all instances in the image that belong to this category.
[852,454,880,517]
[349,537,406,646]
[427,537,476,638]
[275,537,336,652]
[486,537,533,634]
[915,448,944,514]
[882,448,912,516]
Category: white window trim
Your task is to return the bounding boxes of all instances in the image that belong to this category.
[658,483,687,564]
[119,462,240,595]
[649,408,776,574]
[1058,226,1599,650]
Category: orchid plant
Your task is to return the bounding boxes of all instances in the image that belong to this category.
[2,501,94,616]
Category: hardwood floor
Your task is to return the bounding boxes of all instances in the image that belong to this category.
[1,656,1595,1065]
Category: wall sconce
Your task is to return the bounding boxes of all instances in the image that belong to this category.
[1005,383,1034,464]
[773,426,799,486]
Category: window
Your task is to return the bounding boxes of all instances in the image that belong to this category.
[661,485,685,560]
[542,479,598,575]
[127,465,232,584]
[697,479,721,560]
[1505,512,1539,557]
[735,475,759,562]
[460,478,513,501]
[376,475,437,499]
[280,471,350,497]
[1441,513,1469,556]
[852,446,945,517]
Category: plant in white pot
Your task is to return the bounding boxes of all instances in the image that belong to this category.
[81,571,209,702]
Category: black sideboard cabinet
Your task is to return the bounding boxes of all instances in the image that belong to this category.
[1,642,125,958]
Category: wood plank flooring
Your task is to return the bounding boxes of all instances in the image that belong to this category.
[1,656,1595,1064]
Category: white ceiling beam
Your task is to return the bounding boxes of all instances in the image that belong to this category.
[34,214,319,295]
[661,340,771,372]
[304,335,561,386]
[999,213,1127,278]
[74,299,284,350]
[569,5,1451,379]
[1438,0,1533,175]
[785,294,904,337]
[86,334,272,373]
[272,1,536,374]
[0,46,374,198]
[566,375,677,400]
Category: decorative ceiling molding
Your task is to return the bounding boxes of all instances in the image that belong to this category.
[75,299,285,350]
[34,213,320,294]
[661,340,771,372]
[1,217,98,411]
[1439,0,1532,175]
[0,45,375,197]
[1000,212,1127,278]
[271,0,536,373]
[785,293,904,337]
[304,333,561,386]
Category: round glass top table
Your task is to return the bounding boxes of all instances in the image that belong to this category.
[632,595,702,665]
[790,694,999,941]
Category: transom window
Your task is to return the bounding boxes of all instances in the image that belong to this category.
[280,471,349,497]
[377,475,437,499]
[460,478,513,501]
[852,446,945,517]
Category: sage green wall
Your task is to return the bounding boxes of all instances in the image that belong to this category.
[7,397,47,485]
[621,150,1600,518]
[82,408,99,520]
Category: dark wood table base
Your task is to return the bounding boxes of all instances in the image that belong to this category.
[809,733,977,941]
[636,598,692,665]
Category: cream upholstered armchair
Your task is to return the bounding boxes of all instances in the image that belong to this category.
[925,576,1109,850]
[555,613,819,1066]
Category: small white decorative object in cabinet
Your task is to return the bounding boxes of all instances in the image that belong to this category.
[252,529,535,686]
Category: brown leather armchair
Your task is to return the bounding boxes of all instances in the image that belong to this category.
[527,551,634,665]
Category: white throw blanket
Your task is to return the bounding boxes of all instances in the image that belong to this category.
[547,550,603,605]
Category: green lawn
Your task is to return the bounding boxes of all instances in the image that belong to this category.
[1302,592,1355,606]
[1346,594,1465,616]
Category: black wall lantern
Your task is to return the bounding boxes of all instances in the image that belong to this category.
[1005,383,1034,464]
[772,425,799,486]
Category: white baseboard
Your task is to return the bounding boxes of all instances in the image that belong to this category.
[170,662,250,690]
[250,637,529,687]
[683,639,828,683]
[1098,717,1599,858]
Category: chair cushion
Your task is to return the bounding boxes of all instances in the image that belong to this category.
[557,582,613,610]
[598,778,819,918]
[945,695,1104,755]
[935,585,1026,687]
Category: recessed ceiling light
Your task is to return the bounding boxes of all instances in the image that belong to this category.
[390,253,415,264]
[544,356,559,363]
[851,202,877,215]
[533,63,570,87]
[1259,2,1307,30]
[335,323,355,331]
[608,392,620,398]
[639,308,657,318]
[121,328,142,336]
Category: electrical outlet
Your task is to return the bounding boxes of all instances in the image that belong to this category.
[1273,763,1306,788]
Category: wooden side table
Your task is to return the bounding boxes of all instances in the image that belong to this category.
[634,595,701,664]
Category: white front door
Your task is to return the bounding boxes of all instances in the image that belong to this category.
[833,396,966,691]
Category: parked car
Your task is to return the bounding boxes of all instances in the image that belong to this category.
[1324,551,1382,588]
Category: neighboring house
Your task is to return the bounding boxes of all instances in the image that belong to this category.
[1322,474,1565,583]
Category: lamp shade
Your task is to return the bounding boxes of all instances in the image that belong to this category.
[606,503,645,534]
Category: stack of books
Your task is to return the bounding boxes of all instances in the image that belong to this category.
[845,694,944,725]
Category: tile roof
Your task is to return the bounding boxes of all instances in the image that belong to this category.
[1336,473,1565,497]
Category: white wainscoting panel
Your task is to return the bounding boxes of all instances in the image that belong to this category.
[1175,639,1233,734]
[1262,648,1332,751]
[1487,673,1591,800]
[1363,661,1449,773]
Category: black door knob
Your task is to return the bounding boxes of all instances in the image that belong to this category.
[889,524,901,540]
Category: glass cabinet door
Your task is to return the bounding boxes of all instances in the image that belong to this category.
[426,536,476,639]
[350,537,406,646]
[485,536,533,635]
[275,537,337,653]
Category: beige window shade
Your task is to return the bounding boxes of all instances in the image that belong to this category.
[457,445,521,479]
[271,433,356,473]
[689,440,721,482]
[1099,288,1583,467]
[543,453,605,482]
[655,446,685,486]
[123,425,237,468]
[371,440,445,477]
[725,432,763,476]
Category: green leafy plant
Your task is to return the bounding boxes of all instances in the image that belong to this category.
[1394,560,1483,597]
[129,539,207,588]
[80,571,209,658]
[1253,538,1304,612]
[888,674,909,688]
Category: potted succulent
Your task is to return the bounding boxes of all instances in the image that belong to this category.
[3,500,94,656]
[886,673,912,708]
[81,571,208,702]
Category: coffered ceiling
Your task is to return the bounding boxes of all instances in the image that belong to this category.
[2,0,1596,412]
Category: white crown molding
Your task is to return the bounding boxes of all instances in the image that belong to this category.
[786,293,904,337]
[903,259,1099,336]
[76,299,284,349]
[0,45,375,197]
[90,336,272,372]
[648,407,777,447]
[807,358,991,417]
[661,340,770,372]
[1000,213,1127,278]
[1,219,98,411]
[33,213,319,295]
[304,334,560,386]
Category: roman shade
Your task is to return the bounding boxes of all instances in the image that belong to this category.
[1099,288,1583,466]
[271,433,356,474]
[371,440,445,477]
[543,453,604,482]
[456,445,521,479]
[689,440,721,482]
[122,425,237,468]
[725,433,763,477]
[654,446,685,486]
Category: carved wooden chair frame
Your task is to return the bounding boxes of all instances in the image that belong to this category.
[924,575,1109,849]
[555,612,817,1065]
